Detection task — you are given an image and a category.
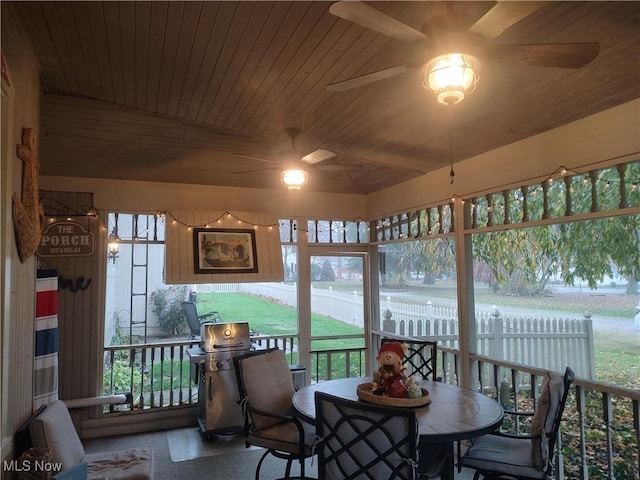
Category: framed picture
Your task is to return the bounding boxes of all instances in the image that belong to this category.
[193,228,258,274]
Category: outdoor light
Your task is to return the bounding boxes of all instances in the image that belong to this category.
[420,53,481,105]
[107,230,120,264]
[281,168,308,190]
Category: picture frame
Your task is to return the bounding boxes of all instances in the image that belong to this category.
[193,228,258,274]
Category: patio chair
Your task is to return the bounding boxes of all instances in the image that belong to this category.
[459,367,575,480]
[233,348,316,480]
[381,339,439,381]
[28,400,152,479]
[182,301,221,339]
[381,339,447,478]
[314,390,430,480]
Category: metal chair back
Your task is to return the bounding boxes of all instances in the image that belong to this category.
[381,339,438,381]
[315,391,419,480]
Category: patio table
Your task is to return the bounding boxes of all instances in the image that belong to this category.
[292,376,504,479]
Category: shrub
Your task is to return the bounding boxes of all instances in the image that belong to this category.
[103,359,141,396]
[149,285,189,336]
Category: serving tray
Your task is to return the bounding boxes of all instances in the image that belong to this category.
[356,383,431,408]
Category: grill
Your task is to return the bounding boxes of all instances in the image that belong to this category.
[187,322,252,439]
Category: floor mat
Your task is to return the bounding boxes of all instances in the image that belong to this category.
[166,427,262,462]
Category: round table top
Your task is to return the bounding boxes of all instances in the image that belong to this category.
[292,376,504,443]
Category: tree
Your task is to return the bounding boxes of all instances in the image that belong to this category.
[556,215,640,291]
[473,226,559,294]
[553,163,639,291]
[320,259,336,281]
[472,163,639,294]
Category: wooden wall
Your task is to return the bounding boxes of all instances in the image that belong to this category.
[366,99,640,218]
[1,2,42,463]
[164,210,284,284]
[38,192,104,408]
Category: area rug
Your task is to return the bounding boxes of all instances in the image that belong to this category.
[166,427,262,462]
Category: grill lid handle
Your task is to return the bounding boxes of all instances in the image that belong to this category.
[212,342,246,348]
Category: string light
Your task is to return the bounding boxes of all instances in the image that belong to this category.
[40,161,636,247]
[160,210,280,230]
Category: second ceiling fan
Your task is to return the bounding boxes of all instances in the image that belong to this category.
[327,1,600,105]
[233,128,361,190]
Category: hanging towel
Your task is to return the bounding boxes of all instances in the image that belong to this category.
[34,269,59,409]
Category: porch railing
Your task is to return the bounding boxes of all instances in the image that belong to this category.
[373,332,639,480]
[103,340,200,411]
[102,334,638,479]
[102,334,366,410]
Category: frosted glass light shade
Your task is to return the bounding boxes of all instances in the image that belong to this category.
[281,169,308,190]
[420,53,481,105]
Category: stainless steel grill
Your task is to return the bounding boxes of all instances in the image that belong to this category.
[187,322,252,439]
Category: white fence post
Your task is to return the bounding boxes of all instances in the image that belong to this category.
[583,311,596,378]
[353,291,359,325]
[382,309,395,333]
[491,305,504,361]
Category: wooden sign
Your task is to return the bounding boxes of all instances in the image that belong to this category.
[38,221,94,257]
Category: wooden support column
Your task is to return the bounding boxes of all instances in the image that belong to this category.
[453,197,476,389]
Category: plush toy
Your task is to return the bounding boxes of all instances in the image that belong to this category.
[372,341,409,398]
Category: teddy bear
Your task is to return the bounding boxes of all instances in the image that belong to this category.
[371,341,409,398]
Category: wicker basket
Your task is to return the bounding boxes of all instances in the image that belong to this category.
[16,447,55,480]
[356,383,431,408]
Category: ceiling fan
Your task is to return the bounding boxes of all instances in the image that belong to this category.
[232,128,361,189]
[327,1,600,104]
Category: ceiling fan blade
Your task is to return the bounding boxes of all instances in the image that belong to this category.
[469,1,546,39]
[315,164,364,172]
[301,149,336,165]
[232,167,276,175]
[329,1,427,43]
[486,43,600,68]
[327,64,412,91]
[231,153,279,165]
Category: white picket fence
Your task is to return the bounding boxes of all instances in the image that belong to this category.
[194,283,596,379]
[382,304,595,379]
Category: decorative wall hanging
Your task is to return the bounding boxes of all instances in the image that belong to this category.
[38,221,95,257]
[193,228,258,274]
[13,128,44,262]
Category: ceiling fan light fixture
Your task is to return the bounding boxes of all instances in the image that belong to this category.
[420,53,482,105]
[281,168,308,190]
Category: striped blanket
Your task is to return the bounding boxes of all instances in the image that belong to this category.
[34,269,59,409]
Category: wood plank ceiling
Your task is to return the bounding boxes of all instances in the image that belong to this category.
[9,1,640,194]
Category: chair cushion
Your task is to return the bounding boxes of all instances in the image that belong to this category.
[29,400,85,471]
[249,419,316,456]
[461,434,546,479]
[241,349,296,429]
[85,447,152,480]
[530,370,564,469]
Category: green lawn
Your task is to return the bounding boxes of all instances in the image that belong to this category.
[593,331,640,389]
[198,292,363,341]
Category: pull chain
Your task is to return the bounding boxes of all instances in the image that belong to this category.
[448,105,455,185]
